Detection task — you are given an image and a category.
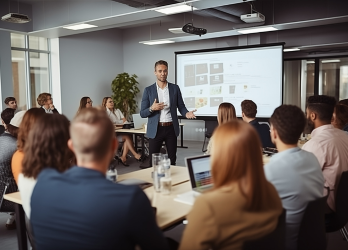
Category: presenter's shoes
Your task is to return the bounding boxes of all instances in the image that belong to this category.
[139,157,151,169]
[135,154,144,162]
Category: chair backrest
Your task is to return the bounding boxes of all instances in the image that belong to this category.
[243,209,286,250]
[297,196,327,250]
[205,120,218,137]
[335,171,348,224]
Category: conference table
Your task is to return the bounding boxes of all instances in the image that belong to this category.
[3,166,192,250]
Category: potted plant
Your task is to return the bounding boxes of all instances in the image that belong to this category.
[111,72,140,121]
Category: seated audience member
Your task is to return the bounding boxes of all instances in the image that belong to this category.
[0,108,18,229]
[264,105,324,250]
[179,120,282,250]
[37,93,59,114]
[19,114,73,219]
[76,96,93,115]
[302,95,348,213]
[4,97,17,110]
[206,102,236,155]
[11,108,45,184]
[241,100,275,148]
[30,108,169,250]
[331,102,348,132]
[102,97,142,165]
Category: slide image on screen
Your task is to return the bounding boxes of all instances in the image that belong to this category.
[176,45,283,117]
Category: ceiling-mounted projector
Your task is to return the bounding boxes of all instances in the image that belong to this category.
[182,23,207,36]
[1,13,31,23]
[240,12,265,23]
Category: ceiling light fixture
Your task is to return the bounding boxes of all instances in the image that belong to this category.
[322,59,341,63]
[63,24,97,30]
[306,61,315,64]
[139,40,175,45]
[237,26,277,34]
[283,48,300,52]
[155,4,197,15]
[168,28,185,34]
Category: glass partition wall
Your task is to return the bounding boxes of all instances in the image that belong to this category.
[284,56,348,111]
[11,33,51,110]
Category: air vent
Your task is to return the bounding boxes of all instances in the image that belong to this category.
[1,13,31,24]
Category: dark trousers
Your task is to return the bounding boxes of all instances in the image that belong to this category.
[149,125,177,166]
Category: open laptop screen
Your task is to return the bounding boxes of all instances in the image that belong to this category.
[186,155,212,189]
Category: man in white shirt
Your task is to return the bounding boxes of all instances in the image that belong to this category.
[140,60,196,168]
[264,105,324,250]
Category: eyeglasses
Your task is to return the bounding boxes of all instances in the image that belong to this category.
[87,101,93,104]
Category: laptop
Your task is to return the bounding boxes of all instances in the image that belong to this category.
[185,155,213,194]
[132,113,147,130]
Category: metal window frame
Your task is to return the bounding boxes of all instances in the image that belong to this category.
[11,34,51,109]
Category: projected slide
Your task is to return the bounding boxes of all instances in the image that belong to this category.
[176,45,283,117]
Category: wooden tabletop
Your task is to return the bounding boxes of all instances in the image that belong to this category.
[3,192,22,205]
[116,123,185,134]
[118,166,189,186]
[144,181,193,229]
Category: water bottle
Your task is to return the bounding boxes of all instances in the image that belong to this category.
[106,169,117,183]
[162,154,171,178]
[153,153,164,192]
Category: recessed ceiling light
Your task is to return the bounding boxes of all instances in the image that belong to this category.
[283,48,300,52]
[139,40,175,45]
[237,26,278,34]
[168,28,185,34]
[63,24,97,30]
[155,4,197,15]
[322,59,341,63]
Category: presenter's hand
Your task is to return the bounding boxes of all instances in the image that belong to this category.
[186,109,197,119]
[49,104,55,110]
[151,99,166,111]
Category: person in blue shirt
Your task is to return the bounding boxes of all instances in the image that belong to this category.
[264,105,324,250]
[30,108,169,250]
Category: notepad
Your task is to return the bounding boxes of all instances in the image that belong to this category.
[174,190,200,205]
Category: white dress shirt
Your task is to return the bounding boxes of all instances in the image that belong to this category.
[156,83,172,122]
[106,108,124,124]
[42,106,53,114]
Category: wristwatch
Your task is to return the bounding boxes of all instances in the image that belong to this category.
[149,106,153,113]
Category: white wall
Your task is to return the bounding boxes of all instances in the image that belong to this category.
[0,30,13,109]
[58,28,124,120]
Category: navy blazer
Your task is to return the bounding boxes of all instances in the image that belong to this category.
[31,167,169,250]
[140,82,188,139]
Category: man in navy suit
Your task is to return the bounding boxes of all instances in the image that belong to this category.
[31,108,169,250]
[141,60,196,167]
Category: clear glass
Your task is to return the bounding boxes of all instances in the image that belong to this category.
[152,153,163,192]
[29,36,48,51]
[283,60,315,111]
[319,58,348,101]
[162,154,171,178]
[11,33,25,48]
[106,169,117,183]
[11,50,27,110]
[29,52,50,108]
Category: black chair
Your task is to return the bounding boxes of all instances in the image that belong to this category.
[297,196,327,250]
[202,120,218,152]
[243,209,286,250]
[325,171,348,241]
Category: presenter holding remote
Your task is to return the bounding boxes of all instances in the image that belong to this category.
[140,60,196,168]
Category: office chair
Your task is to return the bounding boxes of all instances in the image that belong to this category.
[297,196,327,250]
[243,209,286,250]
[325,171,348,242]
[202,120,218,152]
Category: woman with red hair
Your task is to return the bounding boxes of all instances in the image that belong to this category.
[179,120,282,250]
